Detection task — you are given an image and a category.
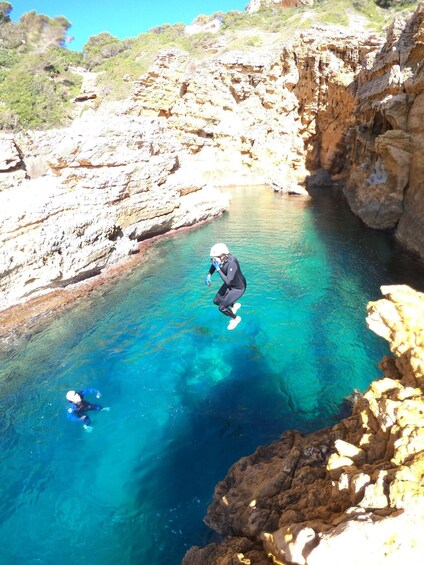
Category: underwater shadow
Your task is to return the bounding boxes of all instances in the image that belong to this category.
[128,342,299,563]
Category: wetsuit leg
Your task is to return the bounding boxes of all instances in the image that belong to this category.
[215,287,245,319]
[81,414,91,425]
[213,284,229,308]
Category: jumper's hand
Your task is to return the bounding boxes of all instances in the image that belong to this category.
[212,261,221,271]
[101,407,111,412]
[83,424,93,432]
[205,274,212,286]
[96,392,101,399]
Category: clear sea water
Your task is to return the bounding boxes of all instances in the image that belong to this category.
[1,185,424,565]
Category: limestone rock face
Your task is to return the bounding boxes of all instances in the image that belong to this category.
[129,5,424,260]
[184,285,424,564]
[344,4,424,258]
[293,27,382,177]
[131,30,379,192]
[0,135,26,189]
[0,112,228,311]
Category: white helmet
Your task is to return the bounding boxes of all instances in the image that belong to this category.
[210,243,229,257]
[66,390,77,402]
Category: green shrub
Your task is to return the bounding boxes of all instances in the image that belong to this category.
[0,47,20,68]
[193,13,215,26]
[0,2,11,23]
[19,10,71,48]
[375,0,416,7]
[0,52,82,130]
[83,32,129,68]
[95,57,146,99]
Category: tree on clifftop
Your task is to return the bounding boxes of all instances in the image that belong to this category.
[19,10,71,50]
[83,32,127,68]
[0,2,12,24]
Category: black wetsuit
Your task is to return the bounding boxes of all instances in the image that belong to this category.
[209,254,247,319]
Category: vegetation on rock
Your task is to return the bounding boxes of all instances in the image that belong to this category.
[0,0,419,130]
[0,4,82,130]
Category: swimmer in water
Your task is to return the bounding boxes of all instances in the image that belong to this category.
[66,388,110,431]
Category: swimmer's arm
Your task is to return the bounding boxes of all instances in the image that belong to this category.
[80,387,101,398]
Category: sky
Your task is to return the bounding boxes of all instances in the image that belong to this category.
[10,1,249,51]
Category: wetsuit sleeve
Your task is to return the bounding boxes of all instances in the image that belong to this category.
[80,388,100,397]
[217,257,238,286]
[208,264,216,275]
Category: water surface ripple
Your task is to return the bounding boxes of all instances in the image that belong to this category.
[1,185,424,564]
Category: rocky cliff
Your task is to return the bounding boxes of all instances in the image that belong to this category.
[344,4,424,260]
[128,27,382,194]
[183,285,424,564]
[129,3,424,260]
[3,4,424,322]
[2,17,371,322]
[0,110,228,314]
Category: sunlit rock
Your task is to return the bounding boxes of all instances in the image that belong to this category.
[0,112,228,311]
[0,134,26,189]
[184,284,424,563]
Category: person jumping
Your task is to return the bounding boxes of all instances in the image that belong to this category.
[205,243,246,330]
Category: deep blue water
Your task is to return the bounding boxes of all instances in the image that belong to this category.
[1,185,424,565]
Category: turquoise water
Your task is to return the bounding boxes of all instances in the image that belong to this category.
[1,185,424,564]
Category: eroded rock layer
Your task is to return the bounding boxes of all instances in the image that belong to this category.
[184,285,424,564]
[129,29,382,193]
[0,113,228,312]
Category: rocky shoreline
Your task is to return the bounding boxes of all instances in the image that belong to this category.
[0,218,221,350]
[184,285,424,564]
[0,113,230,317]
